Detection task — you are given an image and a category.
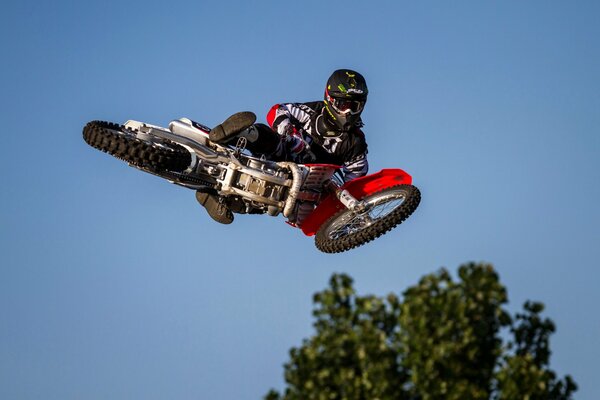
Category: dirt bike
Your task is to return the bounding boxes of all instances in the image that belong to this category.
[82,117,421,253]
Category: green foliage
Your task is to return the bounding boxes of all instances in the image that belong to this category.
[495,302,577,400]
[399,263,511,399]
[268,274,408,400]
[266,263,576,400]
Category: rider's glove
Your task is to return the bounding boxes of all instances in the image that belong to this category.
[298,146,316,162]
[279,122,317,162]
[284,133,307,154]
[283,129,316,162]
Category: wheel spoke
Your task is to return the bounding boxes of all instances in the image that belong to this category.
[326,193,406,240]
[315,184,421,253]
[368,197,405,219]
[329,213,370,239]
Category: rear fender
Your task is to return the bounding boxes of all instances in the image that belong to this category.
[299,168,413,236]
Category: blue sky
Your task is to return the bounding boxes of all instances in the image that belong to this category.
[1,1,598,399]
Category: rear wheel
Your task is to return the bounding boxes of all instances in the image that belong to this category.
[82,120,191,172]
[315,184,421,253]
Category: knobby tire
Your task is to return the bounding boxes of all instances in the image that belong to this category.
[315,184,421,253]
[82,120,191,172]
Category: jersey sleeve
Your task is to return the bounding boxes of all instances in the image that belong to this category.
[266,103,312,136]
[341,128,369,181]
[342,152,369,181]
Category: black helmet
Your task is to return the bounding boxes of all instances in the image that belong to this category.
[324,69,368,131]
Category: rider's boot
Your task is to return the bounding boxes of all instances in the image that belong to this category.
[195,191,234,224]
[209,111,257,144]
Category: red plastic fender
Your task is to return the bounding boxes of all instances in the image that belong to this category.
[299,168,413,236]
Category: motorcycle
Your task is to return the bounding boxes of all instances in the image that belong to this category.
[82,117,421,253]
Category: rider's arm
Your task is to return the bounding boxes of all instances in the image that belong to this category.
[342,152,369,182]
[266,103,311,135]
[341,127,369,181]
[267,103,313,156]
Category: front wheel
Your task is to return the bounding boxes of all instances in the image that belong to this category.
[315,184,421,253]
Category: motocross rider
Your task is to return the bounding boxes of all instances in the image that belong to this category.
[196,69,369,224]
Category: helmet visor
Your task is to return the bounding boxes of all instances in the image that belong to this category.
[329,97,365,115]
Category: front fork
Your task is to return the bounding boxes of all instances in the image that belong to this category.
[327,181,366,212]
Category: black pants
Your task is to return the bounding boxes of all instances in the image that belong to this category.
[245,123,282,157]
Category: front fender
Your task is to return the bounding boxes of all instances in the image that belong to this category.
[300,168,413,236]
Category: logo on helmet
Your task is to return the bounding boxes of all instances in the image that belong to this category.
[347,88,364,94]
[345,71,358,89]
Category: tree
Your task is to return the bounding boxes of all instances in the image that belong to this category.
[265,263,576,400]
[495,301,578,400]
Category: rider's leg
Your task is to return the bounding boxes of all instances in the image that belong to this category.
[209,111,256,144]
[209,112,281,155]
[245,123,281,155]
[212,120,282,158]
[195,191,234,224]
[201,114,282,224]
[202,111,255,224]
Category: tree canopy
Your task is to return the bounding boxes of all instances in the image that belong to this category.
[265,263,576,400]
